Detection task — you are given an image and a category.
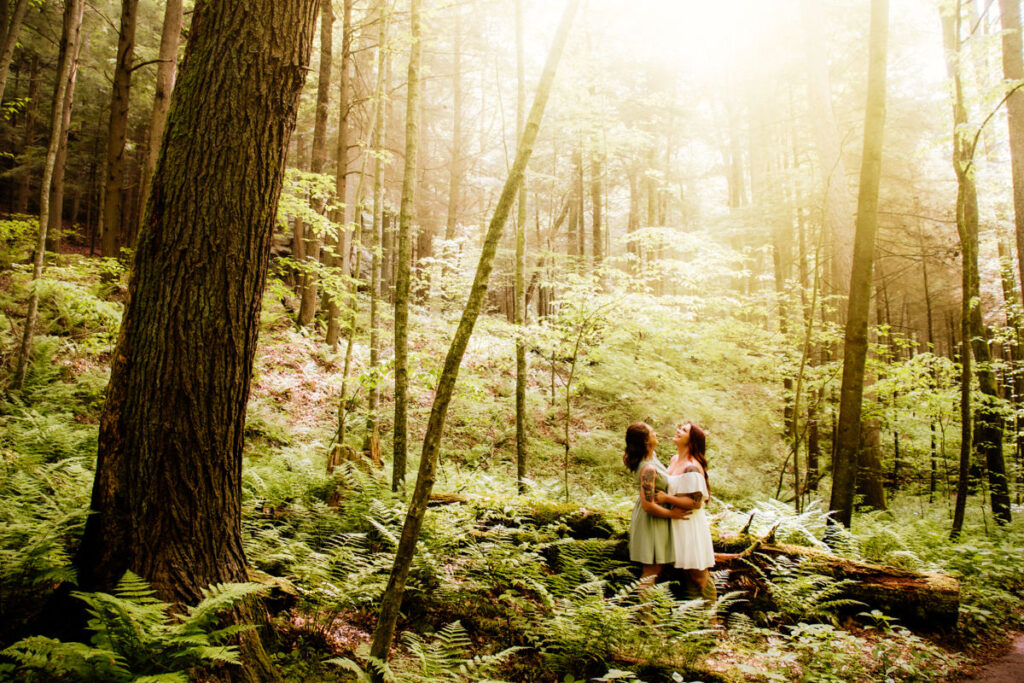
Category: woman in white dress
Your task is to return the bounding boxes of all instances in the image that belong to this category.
[656,422,716,601]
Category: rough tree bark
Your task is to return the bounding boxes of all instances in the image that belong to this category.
[72,1,318,678]
[830,0,888,528]
[369,0,580,665]
[393,0,422,492]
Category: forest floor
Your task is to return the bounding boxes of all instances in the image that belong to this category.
[962,632,1024,682]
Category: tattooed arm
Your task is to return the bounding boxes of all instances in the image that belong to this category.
[639,465,690,519]
[656,464,706,509]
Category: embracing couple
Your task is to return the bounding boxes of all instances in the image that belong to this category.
[623,421,716,601]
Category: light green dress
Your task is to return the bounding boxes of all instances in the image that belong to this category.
[629,456,675,565]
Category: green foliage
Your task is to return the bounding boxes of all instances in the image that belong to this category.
[0,457,91,636]
[0,215,37,266]
[749,554,864,626]
[2,571,268,681]
[534,580,721,677]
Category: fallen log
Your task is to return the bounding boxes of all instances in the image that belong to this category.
[422,494,960,630]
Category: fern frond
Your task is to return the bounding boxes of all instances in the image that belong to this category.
[185,581,268,630]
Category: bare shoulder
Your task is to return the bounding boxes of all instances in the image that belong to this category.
[682,463,704,474]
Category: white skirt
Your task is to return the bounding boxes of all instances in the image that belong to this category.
[668,472,715,570]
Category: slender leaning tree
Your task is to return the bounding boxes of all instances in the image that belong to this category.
[829,0,889,528]
[73,0,319,675]
[369,0,581,665]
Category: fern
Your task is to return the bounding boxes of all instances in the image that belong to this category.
[394,621,521,682]
[2,571,268,681]
[748,554,864,626]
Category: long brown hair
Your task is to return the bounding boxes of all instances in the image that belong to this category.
[686,422,710,496]
[624,422,653,472]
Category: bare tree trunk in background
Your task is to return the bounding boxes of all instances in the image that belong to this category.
[830,0,888,528]
[393,0,422,492]
[801,0,856,299]
[0,0,29,104]
[363,0,389,458]
[444,7,463,250]
[999,0,1024,311]
[15,54,39,213]
[11,0,84,393]
[369,1,579,667]
[45,20,87,254]
[326,0,353,349]
[515,0,528,494]
[72,2,318,678]
[298,0,333,328]
[100,0,139,258]
[591,149,603,267]
[138,0,183,229]
[943,3,1012,529]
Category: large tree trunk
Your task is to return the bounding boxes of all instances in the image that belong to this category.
[369,0,580,664]
[138,0,184,233]
[72,0,317,677]
[10,0,84,393]
[393,0,422,492]
[830,0,888,528]
[0,0,29,103]
[100,0,139,258]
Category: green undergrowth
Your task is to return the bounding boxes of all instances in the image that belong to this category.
[0,251,1022,681]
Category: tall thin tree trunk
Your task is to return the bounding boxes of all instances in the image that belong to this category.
[326,0,353,349]
[393,0,421,492]
[15,54,39,214]
[0,0,29,103]
[45,22,86,254]
[801,0,856,299]
[11,0,84,393]
[444,7,463,245]
[138,0,183,229]
[363,1,389,458]
[297,0,333,328]
[830,0,888,528]
[943,2,1012,528]
[100,0,140,258]
[515,0,528,494]
[369,1,579,666]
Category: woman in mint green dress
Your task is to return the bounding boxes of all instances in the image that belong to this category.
[623,422,691,586]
